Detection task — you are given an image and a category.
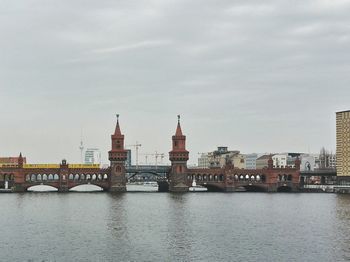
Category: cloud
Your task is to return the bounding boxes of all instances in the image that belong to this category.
[91,39,172,54]
[0,0,349,163]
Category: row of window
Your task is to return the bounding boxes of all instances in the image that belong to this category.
[233,174,266,181]
[187,174,225,182]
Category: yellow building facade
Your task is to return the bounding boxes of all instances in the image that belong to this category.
[336,110,350,178]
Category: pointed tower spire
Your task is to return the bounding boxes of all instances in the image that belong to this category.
[175,115,183,136]
[114,114,122,136]
[18,152,24,168]
[109,114,128,192]
[169,115,189,192]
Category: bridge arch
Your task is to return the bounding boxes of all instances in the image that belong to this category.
[27,185,59,192]
[128,171,165,181]
[69,184,105,192]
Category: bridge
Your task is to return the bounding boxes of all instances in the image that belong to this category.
[186,165,300,192]
[300,169,337,188]
[126,165,170,181]
[0,115,303,193]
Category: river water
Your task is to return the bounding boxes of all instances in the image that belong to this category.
[1,192,350,262]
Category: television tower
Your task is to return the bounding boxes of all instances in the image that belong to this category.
[79,130,84,163]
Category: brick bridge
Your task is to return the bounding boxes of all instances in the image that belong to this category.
[0,116,301,192]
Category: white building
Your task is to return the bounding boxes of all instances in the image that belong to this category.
[272,154,288,168]
[244,153,258,169]
[300,155,316,171]
[198,153,210,168]
[84,148,101,165]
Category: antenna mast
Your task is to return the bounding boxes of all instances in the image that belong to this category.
[79,130,84,163]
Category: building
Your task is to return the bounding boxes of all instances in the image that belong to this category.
[198,153,210,168]
[300,154,316,171]
[256,155,272,169]
[126,149,132,167]
[244,153,258,169]
[84,148,101,165]
[272,154,288,168]
[207,147,245,169]
[0,157,27,165]
[319,147,336,169]
[336,110,350,182]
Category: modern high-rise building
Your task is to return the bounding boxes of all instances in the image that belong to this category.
[336,110,350,181]
[84,148,101,165]
[126,149,132,167]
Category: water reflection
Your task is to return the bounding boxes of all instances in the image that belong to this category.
[336,195,350,261]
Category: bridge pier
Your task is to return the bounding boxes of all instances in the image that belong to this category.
[109,185,126,192]
[13,184,25,193]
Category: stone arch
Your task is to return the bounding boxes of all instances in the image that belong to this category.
[31,174,36,181]
[98,174,102,180]
[69,184,105,192]
[69,174,74,180]
[37,174,42,181]
[43,174,48,181]
[48,174,54,180]
[103,174,108,180]
[92,174,97,180]
[27,185,58,192]
[81,174,85,180]
[219,174,224,182]
[54,174,59,180]
[26,174,30,181]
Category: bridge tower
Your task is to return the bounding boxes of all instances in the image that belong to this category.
[108,115,128,192]
[169,115,189,192]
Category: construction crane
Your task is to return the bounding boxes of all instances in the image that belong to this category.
[140,151,165,168]
[126,141,142,169]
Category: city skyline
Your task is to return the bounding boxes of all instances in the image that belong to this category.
[1,0,350,164]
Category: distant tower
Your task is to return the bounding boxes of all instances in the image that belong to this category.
[108,114,128,192]
[169,115,189,192]
[79,131,84,164]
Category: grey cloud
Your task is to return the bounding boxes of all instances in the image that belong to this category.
[0,0,349,163]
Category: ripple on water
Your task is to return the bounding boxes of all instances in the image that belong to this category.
[0,193,349,261]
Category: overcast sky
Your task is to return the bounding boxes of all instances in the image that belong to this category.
[1,0,349,165]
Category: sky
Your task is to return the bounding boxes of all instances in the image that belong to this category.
[0,0,349,165]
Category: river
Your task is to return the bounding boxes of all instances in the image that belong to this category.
[1,192,350,261]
